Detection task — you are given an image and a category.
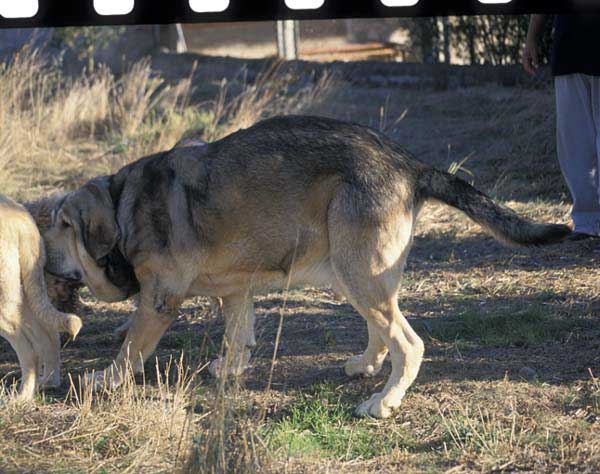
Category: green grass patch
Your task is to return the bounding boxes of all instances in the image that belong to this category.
[428,306,579,348]
[263,383,416,461]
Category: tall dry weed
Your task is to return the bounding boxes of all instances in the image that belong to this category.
[0,356,196,473]
[203,62,333,142]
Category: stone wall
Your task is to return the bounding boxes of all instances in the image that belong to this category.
[151,51,553,93]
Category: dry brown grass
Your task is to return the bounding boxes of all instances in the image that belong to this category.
[0,50,332,202]
[1,357,195,473]
[201,62,333,142]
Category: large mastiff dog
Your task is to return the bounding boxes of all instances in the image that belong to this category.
[44,115,570,418]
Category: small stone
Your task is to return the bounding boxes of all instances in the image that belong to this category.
[519,367,537,381]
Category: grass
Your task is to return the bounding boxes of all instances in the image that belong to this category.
[264,383,414,461]
[428,306,581,349]
[0,357,195,473]
[435,389,597,472]
[2,46,600,473]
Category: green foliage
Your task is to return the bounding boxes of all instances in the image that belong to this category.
[428,306,579,348]
[402,15,552,66]
[53,27,125,72]
[451,15,553,66]
[264,383,415,460]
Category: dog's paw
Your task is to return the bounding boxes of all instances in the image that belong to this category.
[208,352,250,379]
[355,393,393,418]
[64,314,83,339]
[355,391,404,419]
[84,370,122,392]
[13,391,36,404]
[344,354,384,378]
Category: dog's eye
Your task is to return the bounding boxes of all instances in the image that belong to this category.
[61,220,71,229]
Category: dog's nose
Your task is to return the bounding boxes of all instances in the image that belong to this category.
[70,271,82,282]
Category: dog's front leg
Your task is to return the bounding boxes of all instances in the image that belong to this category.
[209,293,256,378]
[113,294,141,340]
[90,279,182,390]
[32,317,62,388]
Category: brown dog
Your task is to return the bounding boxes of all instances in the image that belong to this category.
[108,136,224,340]
[43,115,570,417]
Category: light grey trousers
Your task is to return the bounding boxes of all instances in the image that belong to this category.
[556,74,600,235]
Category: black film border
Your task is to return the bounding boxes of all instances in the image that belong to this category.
[0,0,599,30]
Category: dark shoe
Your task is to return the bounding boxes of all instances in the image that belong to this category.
[567,232,600,242]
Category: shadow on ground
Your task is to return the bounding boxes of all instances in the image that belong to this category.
[1,233,598,400]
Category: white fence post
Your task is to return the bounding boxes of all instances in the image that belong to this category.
[276,20,299,60]
[175,24,188,53]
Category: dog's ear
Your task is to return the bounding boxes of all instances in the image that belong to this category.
[79,177,121,261]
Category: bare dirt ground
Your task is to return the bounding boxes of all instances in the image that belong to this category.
[1,53,599,473]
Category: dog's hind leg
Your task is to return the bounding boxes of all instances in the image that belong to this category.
[344,320,388,377]
[0,311,39,401]
[30,311,61,388]
[329,189,422,419]
[0,255,38,401]
[349,298,423,419]
[209,293,255,378]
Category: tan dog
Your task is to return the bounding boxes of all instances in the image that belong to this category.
[22,196,83,389]
[43,115,570,418]
[0,193,82,401]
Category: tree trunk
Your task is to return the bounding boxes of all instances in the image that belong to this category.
[442,17,450,64]
[420,18,440,64]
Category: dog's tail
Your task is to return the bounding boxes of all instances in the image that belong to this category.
[417,166,571,246]
[18,218,82,339]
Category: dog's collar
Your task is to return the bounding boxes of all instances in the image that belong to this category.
[100,175,140,296]
[105,173,127,250]
[107,174,122,211]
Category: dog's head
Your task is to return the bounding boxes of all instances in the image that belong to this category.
[44,176,139,302]
[26,195,83,311]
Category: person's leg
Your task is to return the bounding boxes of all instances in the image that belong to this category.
[556,74,600,235]
[591,76,600,206]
